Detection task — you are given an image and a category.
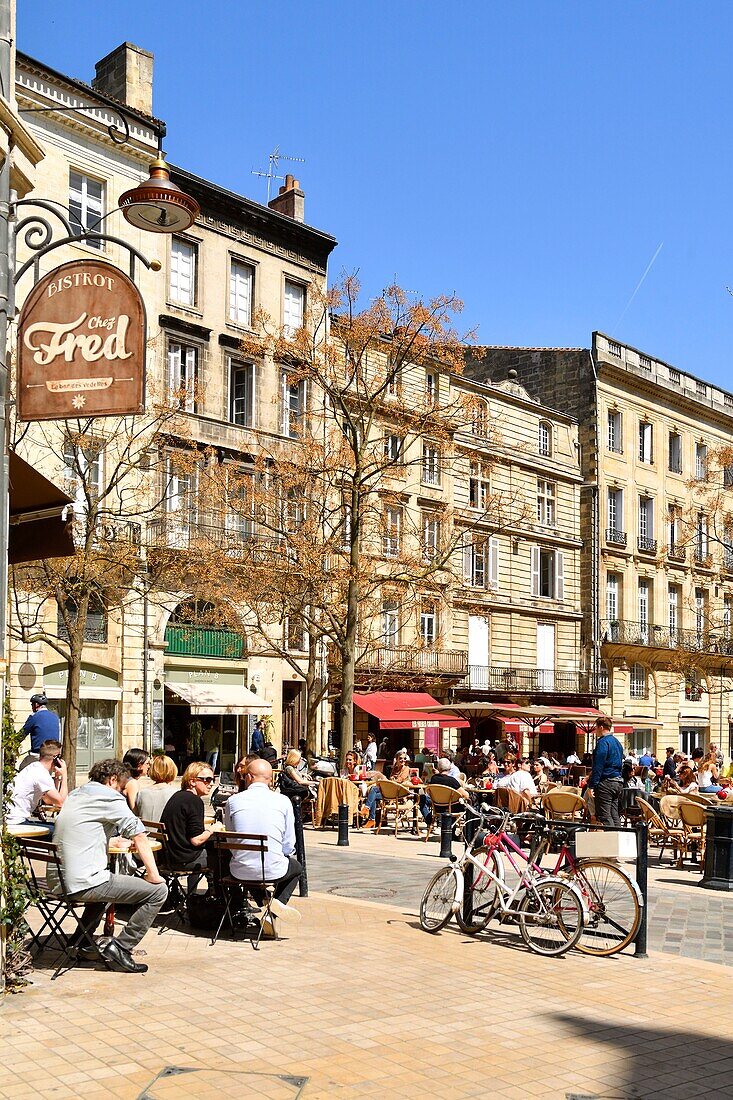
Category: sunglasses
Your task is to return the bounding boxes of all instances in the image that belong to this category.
[197,776,215,785]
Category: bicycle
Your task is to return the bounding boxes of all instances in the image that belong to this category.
[459,811,642,956]
[419,809,587,957]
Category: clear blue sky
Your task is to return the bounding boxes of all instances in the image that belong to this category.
[18,1,733,385]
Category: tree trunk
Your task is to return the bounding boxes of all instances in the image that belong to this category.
[64,643,82,788]
[339,493,361,751]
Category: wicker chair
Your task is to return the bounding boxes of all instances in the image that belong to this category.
[636,797,684,864]
[541,790,585,821]
[423,783,466,842]
[376,780,414,836]
[678,799,707,868]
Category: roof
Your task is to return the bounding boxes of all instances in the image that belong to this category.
[469,345,586,353]
[352,691,470,730]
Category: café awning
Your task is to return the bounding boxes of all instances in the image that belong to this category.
[8,451,75,564]
[167,682,272,716]
[352,691,469,731]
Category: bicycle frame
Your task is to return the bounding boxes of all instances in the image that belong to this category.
[459,825,571,922]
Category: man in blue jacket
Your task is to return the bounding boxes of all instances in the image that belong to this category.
[589,716,624,826]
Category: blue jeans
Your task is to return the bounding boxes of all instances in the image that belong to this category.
[419,793,433,824]
[13,817,54,837]
[365,786,382,821]
[699,785,723,793]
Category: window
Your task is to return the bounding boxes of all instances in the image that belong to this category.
[630,663,648,699]
[425,371,438,403]
[607,410,622,453]
[283,279,305,336]
[471,400,488,437]
[531,547,564,599]
[422,513,440,561]
[537,479,556,526]
[724,595,732,639]
[607,487,623,534]
[419,607,437,647]
[229,260,254,326]
[695,587,706,639]
[538,421,552,457]
[724,465,733,488]
[383,506,402,557]
[668,504,679,549]
[229,360,255,427]
[598,661,609,696]
[383,433,402,462]
[638,580,650,642]
[169,237,197,306]
[725,525,733,571]
[422,442,441,486]
[63,440,103,512]
[386,365,401,398]
[225,466,254,543]
[668,585,679,642]
[284,615,305,651]
[639,421,653,464]
[638,496,654,543]
[381,600,399,648]
[463,535,498,590]
[69,170,104,249]
[695,513,709,562]
[668,432,682,474]
[167,341,199,413]
[685,674,703,702]
[469,462,489,509]
[282,487,305,533]
[695,442,708,480]
[57,593,108,644]
[606,574,619,626]
[164,456,195,534]
[282,371,306,437]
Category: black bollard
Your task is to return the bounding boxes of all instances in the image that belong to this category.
[337,803,349,846]
[634,821,648,958]
[439,812,453,860]
[292,795,309,897]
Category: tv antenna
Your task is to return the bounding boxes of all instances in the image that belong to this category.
[252,146,306,202]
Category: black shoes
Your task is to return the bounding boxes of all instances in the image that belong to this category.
[99,939,148,973]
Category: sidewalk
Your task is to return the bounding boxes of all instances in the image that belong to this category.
[2,872,733,1098]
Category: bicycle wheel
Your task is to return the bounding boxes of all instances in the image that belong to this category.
[568,860,641,956]
[518,879,584,957]
[419,866,458,933]
[456,849,502,934]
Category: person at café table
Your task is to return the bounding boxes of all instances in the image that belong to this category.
[161,761,224,895]
[530,758,551,794]
[419,757,472,825]
[480,751,499,779]
[49,758,167,974]
[496,756,539,801]
[663,765,699,796]
[340,750,361,778]
[281,748,318,800]
[6,738,67,835]
[362,749,411,828]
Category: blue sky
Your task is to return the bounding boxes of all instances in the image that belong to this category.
[18,1,733,384]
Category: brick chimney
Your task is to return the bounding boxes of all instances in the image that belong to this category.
[268,174,305,222]
[92,43,154,116]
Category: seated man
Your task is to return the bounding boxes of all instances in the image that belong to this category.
[7,739,67,834]
[496,756,538,801]
[224,757,302,935]
[420,757,472,824]
[161,762,222,893]
[50,758,167,974]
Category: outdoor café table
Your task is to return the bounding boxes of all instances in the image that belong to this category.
[5,822,51,838]
[104,836,162,935]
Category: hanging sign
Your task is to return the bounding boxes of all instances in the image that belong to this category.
[17,258,145,421]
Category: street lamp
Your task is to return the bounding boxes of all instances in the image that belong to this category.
[119,154,199,234]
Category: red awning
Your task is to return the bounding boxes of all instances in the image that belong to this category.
[612,723,633,737]
[503,719,554,737]
[352,691,470,731]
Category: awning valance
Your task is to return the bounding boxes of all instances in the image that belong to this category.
[167,682,272,716]
[677,716,710,728]
[353,691,469,731]
[9,451,75,564]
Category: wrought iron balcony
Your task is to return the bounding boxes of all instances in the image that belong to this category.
[601,618,733,656]
[165,625,244,659]
[668,545,686,563]
[693,547,712,567]
[606,528,627,548]
[331,645,468,678]
[147,518,283,561]
[464,666,604,694]
[637,536,657,554]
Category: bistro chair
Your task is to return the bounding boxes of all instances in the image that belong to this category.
[210,831,272,949]
[636,798,683,864]
[678,800,707,868]
[423,783,466,842]
[375,780,414,836]
[143,819,198,929]
[18,837,111,980]
[541,790,585,821]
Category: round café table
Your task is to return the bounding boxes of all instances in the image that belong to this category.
[104,837,162,935]
[6,822,53,838]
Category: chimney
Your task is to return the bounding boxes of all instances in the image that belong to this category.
[268,174,305,222]
[92,43,154,116]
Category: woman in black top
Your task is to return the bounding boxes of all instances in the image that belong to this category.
[161,761,219,892]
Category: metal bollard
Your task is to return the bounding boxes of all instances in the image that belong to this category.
[634,820,648,958]
[337,803,349,846]
[439,812,453,860]
[462,856,474,928]
[292,795,309,897]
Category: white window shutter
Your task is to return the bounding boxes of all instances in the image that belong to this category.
[556,551,565,601]
[168,343,181,396]
[463,539,473,584]
[531,546,540,597]
[185,346,197,412]
[489,537,499,589]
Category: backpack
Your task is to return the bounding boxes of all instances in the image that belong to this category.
[259,742,278,765]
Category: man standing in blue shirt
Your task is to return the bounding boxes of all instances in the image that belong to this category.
[22,693,61,752]
[589,716,624,826]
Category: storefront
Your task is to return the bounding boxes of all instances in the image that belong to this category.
[43,662,121,773]
[352,691,469,758]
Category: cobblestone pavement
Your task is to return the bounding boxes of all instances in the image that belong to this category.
[2,830,732,1099]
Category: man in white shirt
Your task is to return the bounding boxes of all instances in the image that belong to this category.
[224,758,302,930]
[363,733,378,770]
[7,739,67,834]
[566,751,581,765]
[496,757,538,799]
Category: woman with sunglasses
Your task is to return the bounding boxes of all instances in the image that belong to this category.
[161,761,221,893]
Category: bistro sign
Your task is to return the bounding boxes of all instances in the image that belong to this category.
[17,258,145,421]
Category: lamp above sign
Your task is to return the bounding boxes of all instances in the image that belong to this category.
[17,258,146,421]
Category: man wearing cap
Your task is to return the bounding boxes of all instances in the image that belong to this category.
[22,693,61,753]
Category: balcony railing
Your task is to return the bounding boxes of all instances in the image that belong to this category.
[668,545,686,563]
[331,646,468,677]
[165,625,244,659]
[464,666,604,694]
[637,536,657,554]
[606,528,627,547]
[147,518,283,561]
[601,618,733,656]
[693,547,712,567]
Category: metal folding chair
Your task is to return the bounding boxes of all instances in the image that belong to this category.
[211,831,272,949]
[18,837,112,980]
